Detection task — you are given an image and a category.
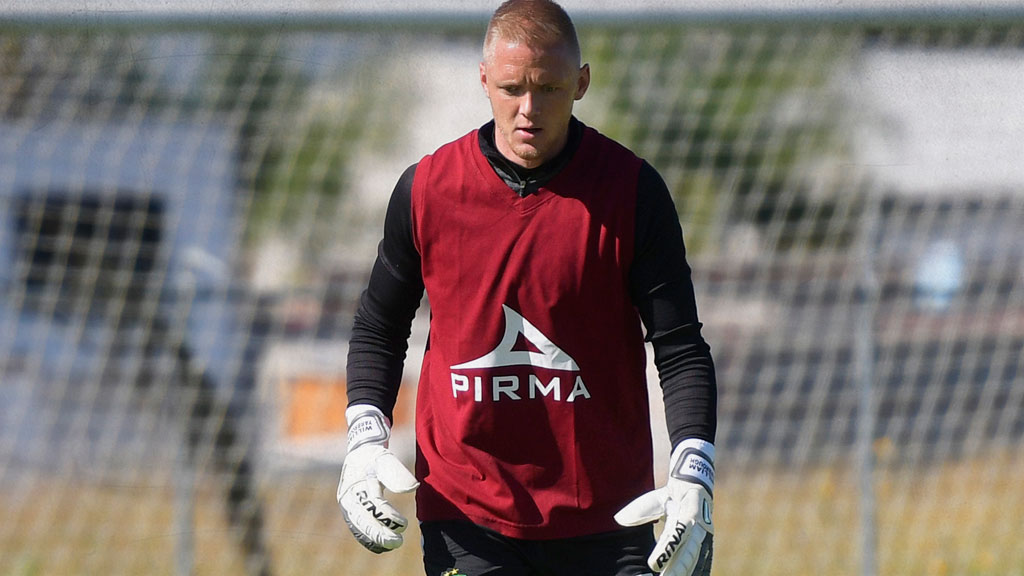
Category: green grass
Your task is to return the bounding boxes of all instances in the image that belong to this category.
[2,448,1022,575]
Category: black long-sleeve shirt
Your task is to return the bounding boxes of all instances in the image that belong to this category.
[347,118,717,446]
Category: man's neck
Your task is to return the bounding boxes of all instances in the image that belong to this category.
[478,117,583,197]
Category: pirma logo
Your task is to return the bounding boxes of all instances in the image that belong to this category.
[449,304,591,403]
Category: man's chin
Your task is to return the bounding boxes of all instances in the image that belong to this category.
[510,145,546,168]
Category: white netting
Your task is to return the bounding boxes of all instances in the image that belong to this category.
[1,12,1022,576]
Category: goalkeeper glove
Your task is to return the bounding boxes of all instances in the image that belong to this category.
[337,404,419,553]
[615,439,715,576]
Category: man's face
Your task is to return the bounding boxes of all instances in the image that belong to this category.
[480,38,590,169]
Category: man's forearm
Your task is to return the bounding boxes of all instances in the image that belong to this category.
[346,256,423,421]
[653,323,718,447]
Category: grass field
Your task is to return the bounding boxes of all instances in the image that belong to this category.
[2,448,1022,575]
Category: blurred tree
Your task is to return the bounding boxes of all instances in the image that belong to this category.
[208,35,407,283]
[584,25,858,254]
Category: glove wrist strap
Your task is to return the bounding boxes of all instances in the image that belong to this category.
[670,438,715,496]
[346,404,390,451]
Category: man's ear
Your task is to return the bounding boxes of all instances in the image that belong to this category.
[480,61,489,95]
[575,63,591,101]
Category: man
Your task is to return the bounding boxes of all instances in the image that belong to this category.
[338,1,717,575]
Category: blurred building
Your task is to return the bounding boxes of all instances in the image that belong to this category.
[0,119,242,471]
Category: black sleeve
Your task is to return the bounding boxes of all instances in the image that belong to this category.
[346,164,424,422]
[630,161,718,446]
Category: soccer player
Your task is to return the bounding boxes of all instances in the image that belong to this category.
[337,1,717,574]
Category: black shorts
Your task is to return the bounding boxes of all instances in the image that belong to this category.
[421,520,656,576]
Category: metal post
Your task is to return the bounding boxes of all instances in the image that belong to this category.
[855,183,880,576]
[174,413,195,576]
[168,269,200,576]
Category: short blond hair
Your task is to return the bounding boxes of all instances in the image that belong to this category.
[483,0,581,65]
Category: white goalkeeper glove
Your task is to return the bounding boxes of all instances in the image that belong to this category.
[615,439,715,576]
[337,404,419,554]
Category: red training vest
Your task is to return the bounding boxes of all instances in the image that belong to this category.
[410,125,653,539]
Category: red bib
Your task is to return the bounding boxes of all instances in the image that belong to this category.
[411,126,653,539]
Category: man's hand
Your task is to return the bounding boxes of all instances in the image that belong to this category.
[337,405,419,554]
[615,439,715,576]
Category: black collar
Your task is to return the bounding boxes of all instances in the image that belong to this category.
[478,117,584,197]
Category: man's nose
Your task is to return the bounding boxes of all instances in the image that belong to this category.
[520,90,536,117]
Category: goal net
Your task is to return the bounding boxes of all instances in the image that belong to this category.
[1,10,1022,576]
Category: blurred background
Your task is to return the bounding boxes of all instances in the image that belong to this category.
[1,2,1022,575]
